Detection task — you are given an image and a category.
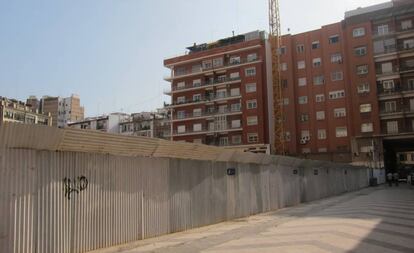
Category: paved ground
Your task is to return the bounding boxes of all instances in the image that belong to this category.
[91,184,414,253]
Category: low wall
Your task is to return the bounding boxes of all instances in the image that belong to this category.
[0,148,369,253]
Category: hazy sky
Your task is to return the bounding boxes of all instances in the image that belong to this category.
[0,0,386,116]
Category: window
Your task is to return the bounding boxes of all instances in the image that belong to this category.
[300,113,309,122]
[301,130,310,139]
[354,46,367,56]
[283,98,289,105]
[217,75,226,82]
[219,137,228,146]
[212,57,223,67]
[298,96,308,104]
[373,38,396,54]
[231,103,241,112]
[191,64,202,73]
[385,101,397,112]
[316,111,325,120]
[216,89,226,99]
[284,131,291,142]
[312,41,320,49]
[403,39,414,49]
[247,53,258,62]
[177,125,186,133]
[331,53,342,63]
[387,121,398,134]
[229,56,241,65]
[230,72,240,79]
[202,59,212,69]
[246,83,256,93]
[335,127,347,137]
[331,71,343,81]
[401,20,413,30]
[247,99,257,109]
[318,148,327,153]
[245,67,256,76]
[313,75,324,85]
[408,79,414,90]
[297,60,305,69]
[329,35,339,44]
[281,62,287,71]
[193,94,202,102]
[353,27,365,37]
[313,58,321,67]
[175,67,186,76]
[282,79,288,88]
[193,108,202,117]
[177,110,185,119]
[318,129,327,140]
[231,119,241,128]
[360,104,372,113]
[356,65,369,75]
[315,94,325,102]
[232,135,242,144]
[296,44,305,53]
[334,108,346,118]
[278,46,286,55]
[247,116,258,126]
[357,83,370,93]
[177,81,185,89]
[177,96,186,104]
[298,77,307,86]
[230,88,240,96]
[193,79,201,87]
[248,133,258,143]
[381,62,393,74]
[193,123,202,132]
[377,24,389,35]
[361,123,373,133]
[329,90,345,99]
[215,104,225,113]
[383,80,395,90]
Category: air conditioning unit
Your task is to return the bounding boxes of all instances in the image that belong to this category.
[300,139,307,145]
[304,135,310,141]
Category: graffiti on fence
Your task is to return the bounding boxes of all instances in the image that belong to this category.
[63,176,88,200]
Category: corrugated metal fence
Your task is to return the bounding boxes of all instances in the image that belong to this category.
[0,124,369,253]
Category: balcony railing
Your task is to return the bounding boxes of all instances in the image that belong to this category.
[174,107,242,120]
[173,123,243,136]
[164,76,242,94]
[165,57,260,80]
[380,107,414,115]
[164,93,242,107]
[376,66,399,76]
[400,64,414,73]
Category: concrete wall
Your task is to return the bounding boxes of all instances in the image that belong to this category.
[0,148,369,253]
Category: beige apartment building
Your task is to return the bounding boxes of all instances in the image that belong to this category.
[0,97,52,126]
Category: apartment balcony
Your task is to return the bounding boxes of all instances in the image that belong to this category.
[379,107,414,119]
[399,64,414,74]
[163,76,242,95]
[173,107,242,122]
[164,93,242,109]
[164,57,261,81]
[172,124,243,137]
[376,66,400,78]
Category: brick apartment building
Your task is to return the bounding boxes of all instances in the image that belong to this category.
[163,30,273,154]
[279,0,414,166]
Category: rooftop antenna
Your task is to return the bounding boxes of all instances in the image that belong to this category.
[232,30,235,37]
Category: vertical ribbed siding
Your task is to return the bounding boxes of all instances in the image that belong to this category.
[0,148,369,253]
